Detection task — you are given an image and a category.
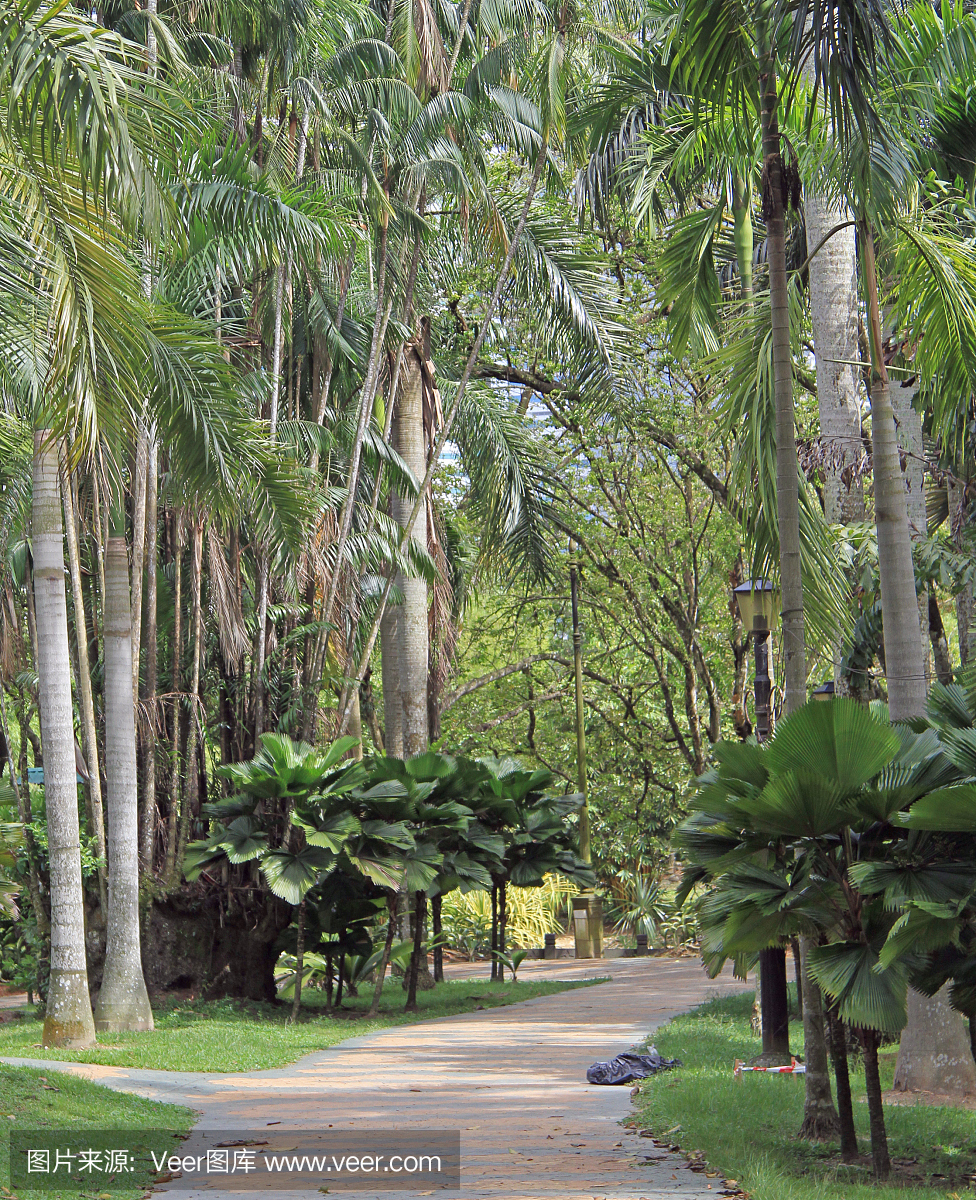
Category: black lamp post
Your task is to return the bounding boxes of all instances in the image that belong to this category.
[733,579,780,743]
[733,577,791,1064]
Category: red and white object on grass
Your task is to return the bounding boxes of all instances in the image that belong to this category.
[733,1057,806,1077]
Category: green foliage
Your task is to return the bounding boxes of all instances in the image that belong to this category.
[635,991,976,1200]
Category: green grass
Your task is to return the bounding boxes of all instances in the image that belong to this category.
[633,990,976,1200]
[0,1064,192,1200]
[0,977,600,1073]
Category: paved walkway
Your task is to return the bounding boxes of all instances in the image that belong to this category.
[2,958,749,1199]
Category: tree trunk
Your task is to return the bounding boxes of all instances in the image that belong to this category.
[94,532,154,1032]
[177,521,204,868]
[33,432,96,1048]
[826,1005,858,1162]
[804,195,863,529]
[859,1028,890,1180]
[165,512,183,881]
[130,427,148,707]
[862,225,928,723]
[142,439,158,873]
[60,449,107,910]
[290,898,305,1022]
[432,893,443,983]
[894,985,976,1096]
[404,890,426,1012]
[797,936,839,1140]
[490,884,499,982]
[928,589,954,685]
[380,603,403,757]
[397,349,429,756]
[751,945,791,1065]
[759,43,807,715]
[368,890,399,1016]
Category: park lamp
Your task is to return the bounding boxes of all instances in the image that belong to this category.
[733,579,780,634]
[812,681,835,701]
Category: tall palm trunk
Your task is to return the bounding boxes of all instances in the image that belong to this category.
[142,439,158,872]
[759,42,806,715]
[861,224,927,722]
[804,204,863,529]
[861,227,969,1093]
[178,520,205,867]
[33,432,95,1048]
[380,603,403,756]
[397,349,429,756]
[165,512,183,881]
[60,450,107,910]
[94,526,154,1032]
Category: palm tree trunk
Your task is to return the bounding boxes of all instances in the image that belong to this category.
[432,893,443,983]
[404,890,425,1012]
[759,40,806,715]
[142,439,158,873]
[826,1005,858,1161]
[290,898,305,1022]
[33,432,96,1049]
[94,526,154,1032]
[397,349,429,757]
[860,223,927,722]
[797,935,839,1140]
[130,427,148,707]
[859,1028,890,1180]
[177,520,204,867]
[368,890,399,1016]
[60,449,107,911]
[164,512,183,881]
[380,602,403,756]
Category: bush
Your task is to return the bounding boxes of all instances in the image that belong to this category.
[440,876,575,958]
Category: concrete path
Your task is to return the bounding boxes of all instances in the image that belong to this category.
[2,957,749,1199]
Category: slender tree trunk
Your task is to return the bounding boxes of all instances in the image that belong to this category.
[404,890,425,1012]
[861,223,928,722]
[290,898,305,1022]
[60,450,107,910]
[380,602,403,757]
[797,936,839,1140]
[33,432,95,1048]
[369,890,399,1016]
[177,521,204,868]
[94,529,154,1032]
[397,349,429,756]
[859,1029,890,1180]
[130,428,148,707]
[490,884,499,982]
[826,1006,858,1161]
[141,439,158,873]
[164,512,183,881]
[432,893,443,983]
[759,43,806,715]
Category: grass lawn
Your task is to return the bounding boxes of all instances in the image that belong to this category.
[0,976,600,1073]
[0,1064,192,1200]
[632,990,976,1200]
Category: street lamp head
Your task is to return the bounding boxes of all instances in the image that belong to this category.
[733,579,781,633]
[812,681,835,701]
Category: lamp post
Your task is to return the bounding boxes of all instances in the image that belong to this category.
[732,578,791,1065]
[569,541,602,959]
[732,579,779,743]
